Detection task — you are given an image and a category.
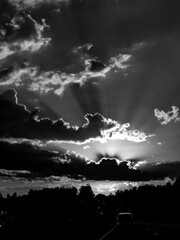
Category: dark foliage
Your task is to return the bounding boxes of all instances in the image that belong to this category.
[0,179,180,239]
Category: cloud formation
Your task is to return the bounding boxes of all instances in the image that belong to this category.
[109,54,131,70]
[0,140,62,176]
[154,106,180,125]
[100,120,154,143]
[0,2,132,96]
[0,12,50,61]
[0,89,152,143]
[0,52,130,96]
[0,140,165,181]
[7,0,180,52]
[1,0,180,192]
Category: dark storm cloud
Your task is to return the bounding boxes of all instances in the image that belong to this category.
[59,153,165,181]
[139,161,180,179]
[0,140,165,180]
[0,89,154,145]
[0,89,119,141]
[86,158,163,181]
[0,140,62,176]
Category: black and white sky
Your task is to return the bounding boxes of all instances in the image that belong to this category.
[1,0,180,195]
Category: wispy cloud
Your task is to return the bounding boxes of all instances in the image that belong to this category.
[0,169,31,177]
[0,51,131,95]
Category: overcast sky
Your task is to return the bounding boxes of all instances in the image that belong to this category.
[1,0,180,195]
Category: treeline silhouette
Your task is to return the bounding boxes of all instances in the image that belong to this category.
[0,178,180,239]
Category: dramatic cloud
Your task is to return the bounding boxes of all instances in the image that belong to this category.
[0,52,130,96]
[154,106,180,125]
[0,88,78,140]
[0,140,165,181]
[0,89,152,143]
[7,0,180,51]
[0,12,50,60]
[100,120,154,143]
[0,140,63,175]
[1,0,180,195]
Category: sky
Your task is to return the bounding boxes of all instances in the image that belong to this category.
[1,0,180,196]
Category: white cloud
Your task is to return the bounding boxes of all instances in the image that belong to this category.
[0,137,43,147]
[0,64,108,95]
[0,66,37,87]
[46,114,154,146]
[130,160,147,170]
[0,14,51,61]
[0,31,131,96]
[99,117,154,143]
[109,53,131,70]
[0,62,110,95]
[154,106,180,125]
[12,16,50,52]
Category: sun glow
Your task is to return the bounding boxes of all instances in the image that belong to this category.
[47,137,156,163]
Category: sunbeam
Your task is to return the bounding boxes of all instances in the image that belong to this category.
[0,0,180,203]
